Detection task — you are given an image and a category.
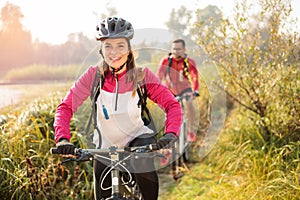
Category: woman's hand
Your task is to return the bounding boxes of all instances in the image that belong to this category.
[56,139,76,154]
[157,133,177,149]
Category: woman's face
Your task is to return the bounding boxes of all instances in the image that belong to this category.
[102,38,129,69]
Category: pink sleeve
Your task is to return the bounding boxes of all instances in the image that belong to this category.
[143,67,183,136]
[54,66,98,142]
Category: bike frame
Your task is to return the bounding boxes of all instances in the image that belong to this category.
[172,93,193,180]
[177,96,188,156]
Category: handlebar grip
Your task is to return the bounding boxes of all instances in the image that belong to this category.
[50,147,78,155]
[50,147,59,154]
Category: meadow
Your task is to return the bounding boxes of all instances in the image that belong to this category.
[0,63,299,199]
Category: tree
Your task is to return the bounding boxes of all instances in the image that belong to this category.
[165,5,223,60]
[165,6,196,51]
[62,32,98,65]
[193,0,299,144]
[0,2,33,70]
[165,6,190,37]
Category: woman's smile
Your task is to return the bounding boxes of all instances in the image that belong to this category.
[102,38,129,69]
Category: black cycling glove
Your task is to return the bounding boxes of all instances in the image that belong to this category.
[158,133,177,149]
[56,138,76,154]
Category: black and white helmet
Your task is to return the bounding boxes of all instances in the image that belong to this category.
[95,17,134,41]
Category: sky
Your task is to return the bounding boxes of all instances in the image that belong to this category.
[0,0,299,45]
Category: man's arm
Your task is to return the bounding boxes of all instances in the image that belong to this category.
[188,57,199,92]
[157,57,168,81]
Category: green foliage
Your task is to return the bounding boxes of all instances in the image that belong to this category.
[192,0,300,144]
[159,0,300,199]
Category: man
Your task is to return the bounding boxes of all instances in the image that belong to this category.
[157,39,199,142]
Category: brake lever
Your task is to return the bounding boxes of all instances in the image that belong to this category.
[61,157,77,164]
[75,156,92,162]
[60,152,92,163]
[75,151,93,162]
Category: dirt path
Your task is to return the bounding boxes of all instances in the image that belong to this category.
[158,172,174,199]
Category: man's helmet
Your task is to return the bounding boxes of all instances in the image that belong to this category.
[95,17,134,41]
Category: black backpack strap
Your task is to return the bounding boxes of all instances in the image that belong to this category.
[137,82,148,116]
[167,53,172,76]
[86,68,103,148]
[136,81,157,133]
[90,69,102,102]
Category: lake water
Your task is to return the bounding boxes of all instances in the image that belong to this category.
[0,86,22,109]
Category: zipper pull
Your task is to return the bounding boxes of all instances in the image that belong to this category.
[114,74,119,111]
[102,105,109,119]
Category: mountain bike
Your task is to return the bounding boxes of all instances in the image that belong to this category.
[50,144,162,200]
[171,93,194,180]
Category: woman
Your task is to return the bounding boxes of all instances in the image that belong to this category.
[54,16,182,200]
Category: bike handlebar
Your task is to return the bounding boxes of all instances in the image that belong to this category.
[50,144,161,164]
[50,144,159,155]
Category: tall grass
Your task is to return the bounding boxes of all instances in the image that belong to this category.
[0,91,95,199]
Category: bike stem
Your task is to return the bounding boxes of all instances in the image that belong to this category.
[109,147,121,198]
